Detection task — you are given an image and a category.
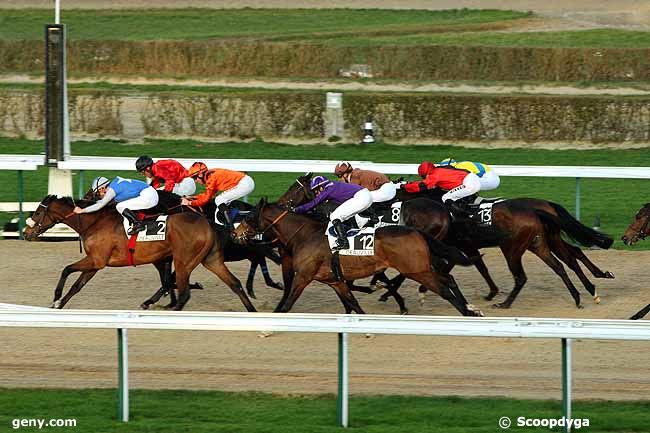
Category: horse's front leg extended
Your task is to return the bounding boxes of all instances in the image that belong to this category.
[56,270,98,309]
[52,256,98,307]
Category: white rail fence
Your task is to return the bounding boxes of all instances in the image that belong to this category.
[1,308,649,431]
[2,154,650,238]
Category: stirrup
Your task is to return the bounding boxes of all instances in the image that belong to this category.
[332,240,349,251]
[127,223,145,236]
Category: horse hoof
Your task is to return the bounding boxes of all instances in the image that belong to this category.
[400,310,409,316]
[418,292,426,307]
[164,303,176,310]
[577,304,584,309]
[604,271,615,279]
[270,283,284,291]
[375,281,387,290]
[49,300,62,309]
[247,292,257,300]
[594,295,601,304]
[140,303,150,310]
[190,282,204,291]
[258,331,274,338]
[492,302,510,309]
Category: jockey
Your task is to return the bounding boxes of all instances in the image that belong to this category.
[136,155,196,197]
[438,158,500,191]
[294,175,373,250]
[401,161,481,208]
[334,162,396,224]
[181,162,255,229]
[73,176,159,235]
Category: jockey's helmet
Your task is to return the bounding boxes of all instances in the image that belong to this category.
[334,162,353,178]
[417,161,436,178]
[91,176,110,193]
[136,155,154,172]
[438,158,456,166]
[310,175,330,190]
[188,162,208,179]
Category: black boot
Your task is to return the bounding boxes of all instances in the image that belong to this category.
[364,207,380,226]
[217,203,234,231]
[122,208,145,235]
[332,219,349,251]
[444,199,469,219]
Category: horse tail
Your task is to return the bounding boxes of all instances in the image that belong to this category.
[535,202,613,249]
[416,229,474,267]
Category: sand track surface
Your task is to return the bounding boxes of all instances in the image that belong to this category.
[1,240,648,400]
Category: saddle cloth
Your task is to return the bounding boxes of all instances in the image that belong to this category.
[123,215,168,241]
[327,226,376,256]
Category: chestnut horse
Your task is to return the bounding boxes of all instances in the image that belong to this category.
[234,198,482,316]
[24,195,256,311]
[622,203,650,319]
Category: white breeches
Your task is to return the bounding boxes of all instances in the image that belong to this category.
[330,189,373,222]
[115,186,159,214]
[369,182,397,203]
[171,177,196,196]
[214,175,255,207]
[441,172,482,202]
[478,170,500,191]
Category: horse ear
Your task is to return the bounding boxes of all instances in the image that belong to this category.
[258,196,268,208]
[305,172,313,178]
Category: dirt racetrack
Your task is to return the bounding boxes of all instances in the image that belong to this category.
[1,240,649,401]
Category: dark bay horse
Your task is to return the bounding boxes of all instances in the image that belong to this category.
[279,173,614,309]
[234,198,483,316]
[24,195,256,312]
[622,203,650,319]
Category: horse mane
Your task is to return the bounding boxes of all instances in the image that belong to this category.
[44,194,96,208]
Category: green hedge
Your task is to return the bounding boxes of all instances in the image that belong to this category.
[2,87,649,144]
[2,39,650,82]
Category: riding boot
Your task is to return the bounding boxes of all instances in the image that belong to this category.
[217,203,234,231]
[122,208,145,235]
[332,219,350,251]
[364,207,380,226]
[444,199,469,219]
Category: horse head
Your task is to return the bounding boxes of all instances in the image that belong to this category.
[277,172,313,208]
[24,195,76,240]
[622,203,650,246]
[233,197,268,244]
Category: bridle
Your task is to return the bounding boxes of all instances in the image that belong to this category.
[238,206,307,246]
[28,201,75,236]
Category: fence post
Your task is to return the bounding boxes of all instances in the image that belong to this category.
[575,178,581,221]
[562,338,572,433]
[117,328,129,422]
[17,170,24,240]
[337,332,349,428]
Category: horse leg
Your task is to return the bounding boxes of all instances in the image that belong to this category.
[380,274,406,302]
[549,236,600,303]
[370,272,391,290]
[171,265,192,311]
[494,245,528,309]
[202,254,256,312]
[405,271,481,317]
[275,271,314,313]
[245,260,259,299]
[56,270,98,309]
[260,258,283,291]
[530,242,583,308]
[51,256,97,307]
[141,260,173,310]
[346,280,375,294]
[630,303,650,320]
[463,249,500,301]
[328,282,365,314]
[564,242,614,279]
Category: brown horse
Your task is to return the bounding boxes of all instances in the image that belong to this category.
[622,203,650,320]
[279,173,614,309]
[234,198,482,316]
[24,195,256,311]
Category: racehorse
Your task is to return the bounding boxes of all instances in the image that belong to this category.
[24,195,256,312]
[233,198,483,316]
[622,203,650,319]
[280,173,614,309]
[82,188,284,308]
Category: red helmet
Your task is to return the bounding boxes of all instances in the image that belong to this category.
[188,162,208,178]
[417,161,435,177]
[334,162,353,178]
